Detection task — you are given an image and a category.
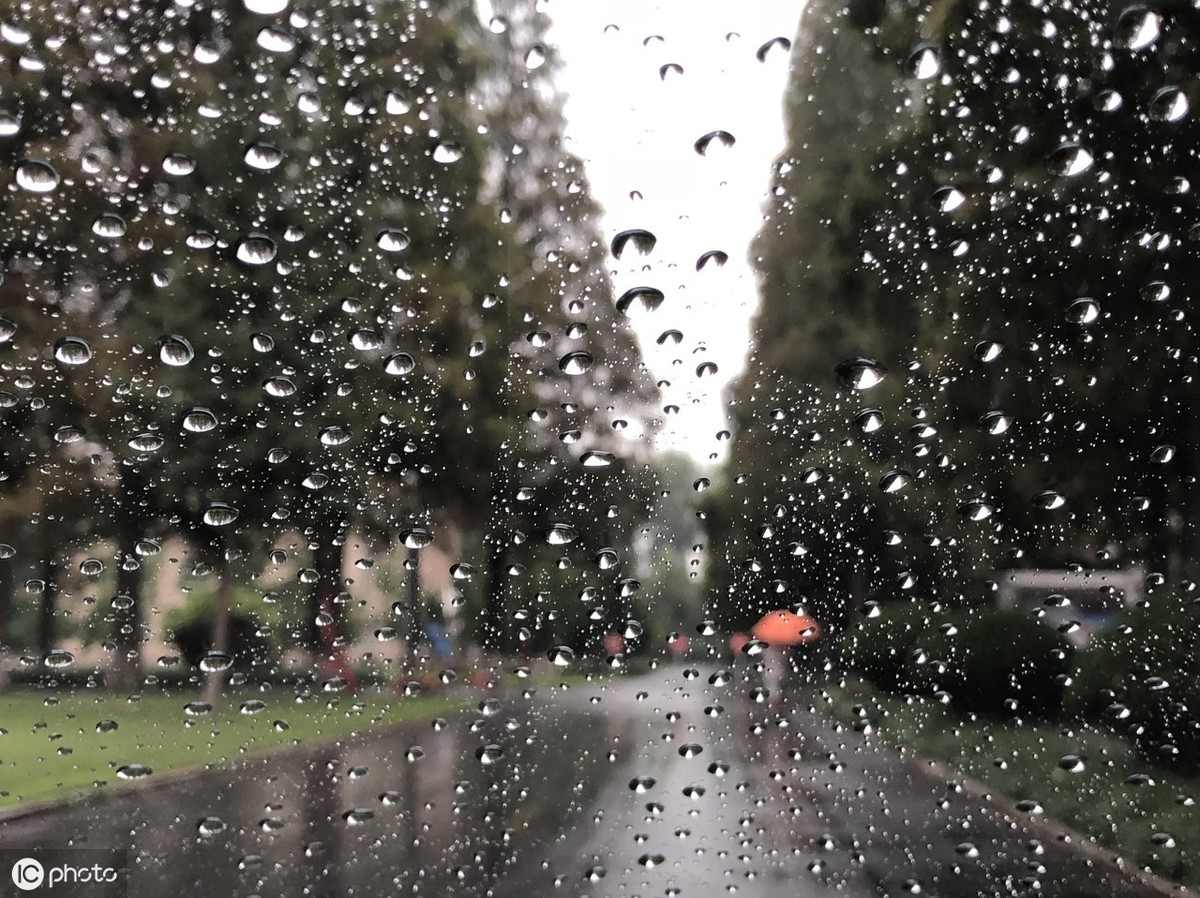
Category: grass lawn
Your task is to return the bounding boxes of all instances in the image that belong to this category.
[824,680,1200,886]
[0,686,464,809]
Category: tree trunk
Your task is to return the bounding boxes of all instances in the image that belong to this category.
[405,547,423,663]
[483,537,507,654]
[202,548,233,708]
[309,535,357,691]
[0,552,11,691]
[111,471,144,692]
[37,544,56,658]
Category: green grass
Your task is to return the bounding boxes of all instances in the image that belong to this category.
[0,687,464,809]
[825,680,1200,886]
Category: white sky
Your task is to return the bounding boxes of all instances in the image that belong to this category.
[544,1,804,464]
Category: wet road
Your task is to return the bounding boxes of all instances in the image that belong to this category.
[0,666,1179,897]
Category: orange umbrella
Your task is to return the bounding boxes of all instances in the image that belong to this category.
[751,609,821,646]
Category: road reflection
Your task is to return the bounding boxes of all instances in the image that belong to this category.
[0,671,1177,897]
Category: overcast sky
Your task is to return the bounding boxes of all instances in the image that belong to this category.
[545,1,804,464]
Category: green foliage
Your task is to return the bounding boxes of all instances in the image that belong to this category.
[841,602,1072,718]
[163,587,279,671]
[838,601,930,693]
[1067,593,1200,769]
[923,607,1073,719]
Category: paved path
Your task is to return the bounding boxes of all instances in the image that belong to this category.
[0,667,1184,897]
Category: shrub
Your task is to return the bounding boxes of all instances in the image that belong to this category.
[165,590,277,672]
[922,607,1072,719]
[838,600,933,693]
[1066,593,1200,769]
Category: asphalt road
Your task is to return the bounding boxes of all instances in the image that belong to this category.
[0,665,1183,897]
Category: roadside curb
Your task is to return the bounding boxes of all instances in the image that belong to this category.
[894,744,1194,897]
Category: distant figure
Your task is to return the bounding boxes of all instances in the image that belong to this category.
[604,631,623,657]
[761,645,786,706]
[730,631,749,661]
[668,632,690,660]
[423,619,454,661]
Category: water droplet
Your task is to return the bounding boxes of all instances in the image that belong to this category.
[116,763,153,780]
[384,351,415,375]
[161,153,196,176]
[375,228,410,252]
[1047,143,1094,177]
[880,470,911,493]
[1067,297,1101,324]
[54,337,93,365]
[341,808,374,826]
[0,110,20,137]
[958,498,995,521]
[973,340,1004,362]
[546,524,578,546]
[611,228,656,258]
[907,44,940,79]
[548,645,575,667]
[659,63,683,80]
[1141,280,1171,303]
[44,649,74,668]
[15,158,59,193]
[580,450,615,467]
[932,185,967,212]
[450,562,476,581]
[94,718,118,733]
[559,351,593,375]
[348,328,383,352]
[694,130,735,155]
[54,425,84,444]
[203,503,239,527]
[182,407,218,433]
[1058,754,1086,773]
[616,286,664,315]
[855,408,885,433]
[198,651,233,673]
[92,213,127,238]
[476,744,505,765]
[1115,6,1161,51]
[240,142,283,174]
[0,317,16,343]
[756,36,791,62]
[432,141,464,164]
[979,410,1013,435]
[236,234,277,266]
[256,27,295,53]
[197,816,228,837]
[263,376,296,397]
[835,357,886,390]
[80,558,105,577]
[157,335,194,366]
[1034,490,1065,510]
[638,854,666,869]
[1152,444,1176,463]
[1149,86,1188,122]
[524,44,546,69]
[240,699,267,715]
[319,425,351,447]
[401,528,433,550]
[629,775,656,793]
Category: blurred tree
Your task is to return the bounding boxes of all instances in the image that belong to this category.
[711,0,1200,643]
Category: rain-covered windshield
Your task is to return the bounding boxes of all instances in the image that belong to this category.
[0,0,1196,896]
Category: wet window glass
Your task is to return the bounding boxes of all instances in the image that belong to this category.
[0,0,1196,895]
